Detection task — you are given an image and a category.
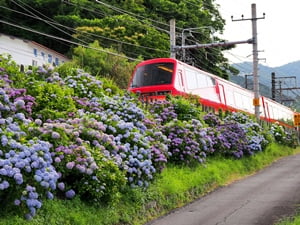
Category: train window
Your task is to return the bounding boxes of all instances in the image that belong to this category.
[185,67,215,90]
[186,69,198,89]
[234,92,253,112]
[130,62,174,87]
[33,48,38,57]
[197,72,215,88]
[269,106,274,119]
[234,92,243,109]
[273,107,279,119]
[197,73,207,88]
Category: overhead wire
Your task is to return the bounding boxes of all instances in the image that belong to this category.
[181,0,202,8]
[93,0,173,34]
[61,0,107,18]
[0,19,141,61]
[169,0,250,74]
[1,3,169,59]
[10,0,92,50]
[0,5,168,54]
[4,0,254,74]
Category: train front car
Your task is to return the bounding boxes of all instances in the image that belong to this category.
[128,58,183,101]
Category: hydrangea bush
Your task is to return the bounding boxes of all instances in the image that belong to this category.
[270,122,298,148]
[0,86,59,219]
[204,112,269,158]
[0,54,298,220]
[0,57,167,218]
[162,119,212,164]
[224,112,269,152]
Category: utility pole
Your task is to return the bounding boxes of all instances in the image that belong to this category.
[170,19,176,58]
[232,4,265,120]
[169,5,264,120]
[271,72,300,104]
[271,72,276,100]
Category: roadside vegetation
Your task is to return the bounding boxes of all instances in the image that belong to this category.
[276,212,300,225]
[277,218,300,225]
[0,54,299,224]
[0,144,298,225]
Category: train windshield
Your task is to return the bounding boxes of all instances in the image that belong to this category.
[130,62,174,88]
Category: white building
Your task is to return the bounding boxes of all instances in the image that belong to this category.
[0,33,69,68]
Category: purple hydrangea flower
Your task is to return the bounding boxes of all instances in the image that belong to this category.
[65,189,75,199]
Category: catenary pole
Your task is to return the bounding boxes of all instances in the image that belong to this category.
[170,19,176,58]
[169,5,265,121]
[251,3,260,120]
[231,4,265,120]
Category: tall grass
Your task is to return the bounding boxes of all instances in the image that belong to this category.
[276,209,300,225]
[276,214,300,225]
[0,143,299,225]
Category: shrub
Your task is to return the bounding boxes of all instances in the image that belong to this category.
[0,86,59,218]
[270,123,298,148]
[27,82,76,120]
[204,112,269,158]
[162,119,210,164]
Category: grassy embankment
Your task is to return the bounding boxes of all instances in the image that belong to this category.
[276,210,300,225]
[277,217,300,225]
[1,143,299,225]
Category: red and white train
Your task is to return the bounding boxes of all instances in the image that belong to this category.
[128,58,300,127]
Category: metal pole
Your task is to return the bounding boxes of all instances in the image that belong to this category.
[271,72,276,100]
[251,3,260,120]
[170,19,176,58]
[175,39,253,50]
[181,29,186,62]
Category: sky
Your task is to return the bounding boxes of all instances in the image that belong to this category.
[215,0,300,67]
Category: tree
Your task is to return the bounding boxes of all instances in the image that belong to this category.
[0,0,239,80]
[72,14,170,60]
[72,41,139,89]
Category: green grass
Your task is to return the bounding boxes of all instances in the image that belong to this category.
[0,143,299,225]
[275,208,300,225]
[276,215,300,225]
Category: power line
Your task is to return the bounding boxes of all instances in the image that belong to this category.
[61,0,106,18]
[0,19,141,61]
[0,5,169,55]
[181,0,203,8]
[10,0,89,46]
[94,0,172,33]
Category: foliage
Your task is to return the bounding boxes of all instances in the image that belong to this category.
[0,0,236,80]
[204,112,270,158]
[270,123,298,148]
[0,55,299,220]
[0,56,167,218]
[0,85,59,219]
[72,41,139,89]
[73,14,170,60]
[0,143,298,225]
[275,213,300,225]
[162,119,212,164]
[147,95,203,124]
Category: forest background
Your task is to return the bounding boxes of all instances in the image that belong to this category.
[0,0,239,88]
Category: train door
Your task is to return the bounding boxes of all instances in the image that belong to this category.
[261,97,271,122]
[216,81,227,107]
[178,69,186,93]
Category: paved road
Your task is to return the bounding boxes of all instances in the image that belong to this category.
[146,153,300,225]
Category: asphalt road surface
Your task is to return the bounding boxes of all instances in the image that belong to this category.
[146,153,300,225]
